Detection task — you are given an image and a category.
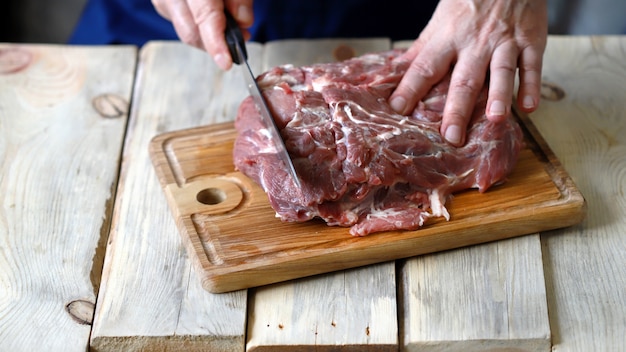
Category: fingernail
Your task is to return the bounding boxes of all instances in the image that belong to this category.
[390,97,406,113]
[523,95,535,109]
[214,53,230,70]
[237,5,253,24]
[444,125,462,145]
[489,100,505,116]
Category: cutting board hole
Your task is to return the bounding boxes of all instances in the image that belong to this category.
[197,188,227,205]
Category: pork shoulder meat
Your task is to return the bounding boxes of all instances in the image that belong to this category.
[233,49,524,236]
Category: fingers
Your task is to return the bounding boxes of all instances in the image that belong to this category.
[225,0,254,28]
[393,39,542,146]
[189,0,253,70]
[516,45,544,113]
[486,41,518,123]
[391,40,490,146]
[152,0,172,19]
[387,0,547,148]
[152,0,254,70]
[389,42,453,115]
[160,0,205,49]
[187,0,233,69]
[440,51,490,146]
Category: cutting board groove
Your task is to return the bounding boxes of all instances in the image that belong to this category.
[149,109,585,293]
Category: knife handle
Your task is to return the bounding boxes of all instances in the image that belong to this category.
[224,10,248,65]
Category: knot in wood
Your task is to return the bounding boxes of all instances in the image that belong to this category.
[333,45,356,62]
[66,299,95,325]
[540,82,566,101]
[92,93,128,118]
[0,47,33,74]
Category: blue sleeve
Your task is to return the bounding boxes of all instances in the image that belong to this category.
[249,0,436,42]
[69,0,437,45]
[69,0,177,45]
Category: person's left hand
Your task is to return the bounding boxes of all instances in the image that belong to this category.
[389,0,548,146]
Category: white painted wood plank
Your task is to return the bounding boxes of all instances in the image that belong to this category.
[247,38,399,352]
[0,44,135,352]
[400,235,551,351]
[247,264,398,351]
[532,36,626,351]
[395,37,551,350]
[89,41,251,352]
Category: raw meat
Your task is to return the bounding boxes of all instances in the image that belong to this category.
[233,49,524,236]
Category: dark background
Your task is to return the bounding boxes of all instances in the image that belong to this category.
[2,0,85,43]
[1,0,624,44]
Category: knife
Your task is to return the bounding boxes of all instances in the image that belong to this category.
[224,10,302,189]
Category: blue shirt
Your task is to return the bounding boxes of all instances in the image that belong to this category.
[69,0,438,46]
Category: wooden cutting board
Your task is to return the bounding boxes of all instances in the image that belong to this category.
[149,109,585,293]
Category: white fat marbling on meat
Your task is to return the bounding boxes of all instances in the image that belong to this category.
[311,77,332,92]
[233,49,524,235]
[428,189,450,221]
[256,128,278,154]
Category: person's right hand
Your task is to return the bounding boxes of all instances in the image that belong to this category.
[152,0,254,70]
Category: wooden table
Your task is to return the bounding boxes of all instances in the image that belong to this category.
[1,36,624,351]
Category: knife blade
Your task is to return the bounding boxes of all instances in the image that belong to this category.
[224,11,302,189]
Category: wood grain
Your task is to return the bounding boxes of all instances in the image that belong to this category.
[532,36,626,351]
[247,38,399,352]
[89,41,250,352]
[149,110,585,294]
[0,35,622,352]
[0,44,135,352]
[400,235,551,351]
[246,263,398,352]
[148,38,581,352]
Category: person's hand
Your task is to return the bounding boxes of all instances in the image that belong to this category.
[152,0,254,70]
[389,0,548,146]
